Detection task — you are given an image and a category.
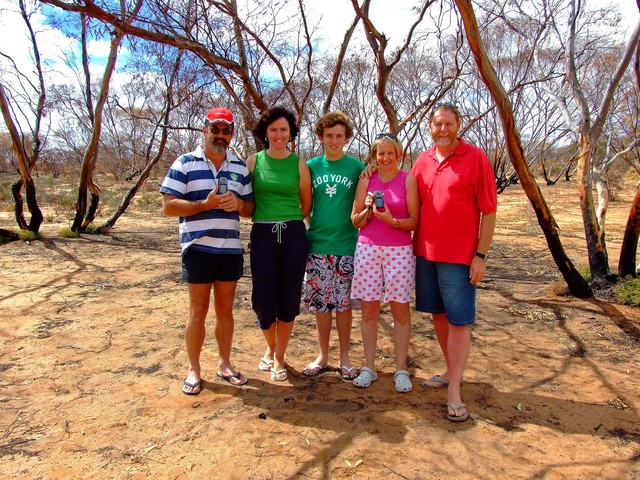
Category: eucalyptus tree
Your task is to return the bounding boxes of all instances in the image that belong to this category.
[0,0,46,233]
[533,0,640,280]
[350,0,463,150]
[40,0,320,152]
[454,0,592,297]
[452,0,575,192]
[97,45,186,233]
[618,41,640,278]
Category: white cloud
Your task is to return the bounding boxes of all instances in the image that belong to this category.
[86,38,114,58]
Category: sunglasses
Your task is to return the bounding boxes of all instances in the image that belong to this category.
[208,126,233,135]
[375,133,398,140]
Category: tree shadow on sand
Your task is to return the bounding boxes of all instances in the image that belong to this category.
[194,360,639,479]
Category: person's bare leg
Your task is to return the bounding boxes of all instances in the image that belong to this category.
[446,325,471,417]
[309,311,332,367]
[184,283,212,393]
[390,301,411,371]
[432,312,450,379]
[261,323,277,366]
[212,280,239,377]
[274,320,295,372]
[359,300,380,370]
[336,309,354,370]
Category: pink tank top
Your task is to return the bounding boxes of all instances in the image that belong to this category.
[358,171,412,246]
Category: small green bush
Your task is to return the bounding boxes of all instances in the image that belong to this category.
[615,276,640,306]
[84,224,99,234]
[19,229,43,241]
[60,227,79,238]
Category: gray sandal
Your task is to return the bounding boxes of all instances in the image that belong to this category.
[447,402,469,422]
[353,366,377,388]
[394,370,413,393]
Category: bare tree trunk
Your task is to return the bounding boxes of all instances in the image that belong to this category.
[323,14,359,114]
[594,170,610,233]
[0,1,46,234]
[454,0,592,298]
[72,28,122,232]
[618,184,640,278]
[0,84,43,233]
[617,24,640,278]
[352,0,436,133]
[82,183,101,229]
[565,1,640,280]
[11,181,28,230]
[576,136,610,278]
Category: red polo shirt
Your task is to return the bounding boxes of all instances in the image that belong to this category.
[410,138,497,265]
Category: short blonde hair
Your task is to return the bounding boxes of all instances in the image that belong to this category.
[366,133,403,164]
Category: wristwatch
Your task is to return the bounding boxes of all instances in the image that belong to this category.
[474,251,487,260]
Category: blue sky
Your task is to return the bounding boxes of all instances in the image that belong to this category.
[1,0,637,76]
[0,0,637,121]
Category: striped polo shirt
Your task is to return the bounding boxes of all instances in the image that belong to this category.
[160,145,253,255]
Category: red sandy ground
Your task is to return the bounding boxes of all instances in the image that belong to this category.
[1,179,639,479]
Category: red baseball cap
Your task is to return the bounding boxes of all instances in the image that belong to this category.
[204,107,234,127]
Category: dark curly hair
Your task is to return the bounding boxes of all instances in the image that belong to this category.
[252,106,299,144]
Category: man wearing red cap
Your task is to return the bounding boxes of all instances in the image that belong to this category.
[160,107,254,394]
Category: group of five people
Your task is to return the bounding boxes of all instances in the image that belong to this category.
[159,103,497,422]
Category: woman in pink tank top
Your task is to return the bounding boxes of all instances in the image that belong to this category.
[349,133,420,393]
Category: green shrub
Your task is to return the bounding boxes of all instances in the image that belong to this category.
[60,227,79,238]
[19,229,43,241]
[615,276,640,306]
[84,223,99,234]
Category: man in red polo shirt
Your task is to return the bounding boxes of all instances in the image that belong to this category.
[410,103,497,422]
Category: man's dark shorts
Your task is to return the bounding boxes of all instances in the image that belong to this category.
[181,248,243,284]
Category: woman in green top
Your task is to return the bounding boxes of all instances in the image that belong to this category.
[246,106,312,382]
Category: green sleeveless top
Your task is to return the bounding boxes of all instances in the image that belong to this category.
[252,150,302,221]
